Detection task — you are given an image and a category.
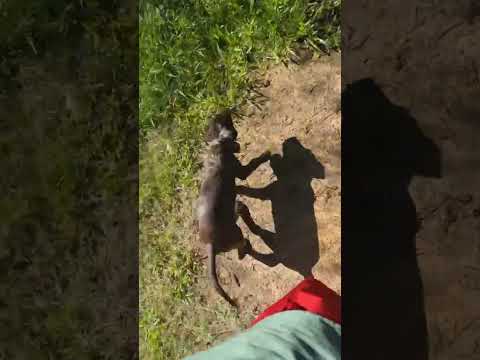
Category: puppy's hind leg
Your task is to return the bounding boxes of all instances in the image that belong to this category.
[235,200,264,236]
[236,200,276,255]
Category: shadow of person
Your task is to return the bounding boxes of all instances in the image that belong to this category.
[342,78,441,360]
[236,137,325,278]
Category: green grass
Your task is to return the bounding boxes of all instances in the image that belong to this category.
[139,0,340,359]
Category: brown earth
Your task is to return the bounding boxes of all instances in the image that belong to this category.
[197,53,341,324]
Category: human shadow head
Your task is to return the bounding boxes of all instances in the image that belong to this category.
[270,137,325,181]
[342,78,441,187]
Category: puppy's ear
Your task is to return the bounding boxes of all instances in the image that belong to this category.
[215,109,235,128]
[222,110,239,140]
[224,110,234,126]
[224,140,240,153]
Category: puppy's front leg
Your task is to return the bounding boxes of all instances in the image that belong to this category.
[236,151,271,180]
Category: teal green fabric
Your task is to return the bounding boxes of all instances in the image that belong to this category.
[184,310,341,360]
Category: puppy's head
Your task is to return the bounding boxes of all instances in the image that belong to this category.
[205,110,238,143]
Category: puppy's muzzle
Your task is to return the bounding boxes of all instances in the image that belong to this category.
[219,128,238,141]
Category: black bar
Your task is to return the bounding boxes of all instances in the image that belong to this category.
[0,1,139,358]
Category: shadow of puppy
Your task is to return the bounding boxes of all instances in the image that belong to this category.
[342,78,441,360]
[236,137,325,278]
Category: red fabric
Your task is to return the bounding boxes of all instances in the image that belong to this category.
[250,277,341,327]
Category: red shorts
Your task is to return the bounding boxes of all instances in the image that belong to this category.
[250,277,341,327]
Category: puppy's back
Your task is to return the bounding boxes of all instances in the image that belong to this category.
[198,144,223,242]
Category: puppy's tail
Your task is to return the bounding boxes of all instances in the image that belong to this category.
[206,242,238,308]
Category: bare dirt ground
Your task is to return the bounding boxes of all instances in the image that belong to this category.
[344,1,480,359]
[197,53,341,324]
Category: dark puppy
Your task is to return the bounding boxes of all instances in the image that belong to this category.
[197,111,269,307]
